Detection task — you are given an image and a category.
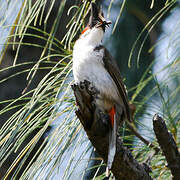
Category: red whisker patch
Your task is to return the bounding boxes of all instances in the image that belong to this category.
[81,26,90,34]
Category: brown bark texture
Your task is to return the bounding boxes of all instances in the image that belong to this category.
[153,114,180,180]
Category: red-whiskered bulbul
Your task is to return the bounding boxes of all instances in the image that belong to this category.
[73,2,148,175]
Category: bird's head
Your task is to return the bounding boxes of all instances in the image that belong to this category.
[80,3,111,46]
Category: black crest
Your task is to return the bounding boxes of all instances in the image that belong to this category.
[89,2,111,31]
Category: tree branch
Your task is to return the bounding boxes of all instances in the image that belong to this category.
[72,81,152,180]
[153,114,180,180]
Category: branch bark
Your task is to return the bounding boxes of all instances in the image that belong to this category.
[153,114,180,180]
[72,81,152,180]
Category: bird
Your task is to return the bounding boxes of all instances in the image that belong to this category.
[72,2,149,175]
[72,2,130,174]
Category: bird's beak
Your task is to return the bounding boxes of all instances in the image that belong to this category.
[89,3,111,29]
[98,13,112,28]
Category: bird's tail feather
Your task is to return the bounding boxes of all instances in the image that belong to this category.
[106,112,117,176]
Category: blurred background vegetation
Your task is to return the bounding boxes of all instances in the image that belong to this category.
[0,0,179,179]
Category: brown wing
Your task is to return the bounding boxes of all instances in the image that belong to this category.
[103,47,131,122]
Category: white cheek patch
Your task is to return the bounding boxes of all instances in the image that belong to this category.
[79,27,104,47]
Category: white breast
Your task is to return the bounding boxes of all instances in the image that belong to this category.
[73,38,119,109]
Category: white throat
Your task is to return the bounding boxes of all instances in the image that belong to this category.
[77,27,104,47]
[73,27,105,84]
